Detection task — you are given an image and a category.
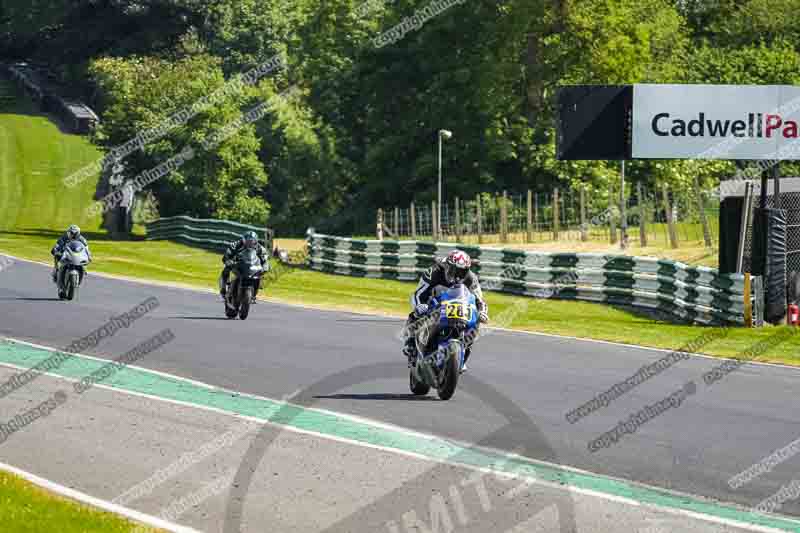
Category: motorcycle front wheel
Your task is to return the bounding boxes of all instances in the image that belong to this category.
[437,340,461,400]
[239,287,253,320]
[56,268,65,299]
[65,272,79,301]
[409,368,430,396]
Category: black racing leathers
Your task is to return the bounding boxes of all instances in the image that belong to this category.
[220,239,269,296]
[404,259,487,361]
[411,258,487,312]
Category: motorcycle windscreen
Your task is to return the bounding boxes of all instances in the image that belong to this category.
[67,241,85,253]
[438,284,477,327]
[238,249,262,274]
[439,284,471,301]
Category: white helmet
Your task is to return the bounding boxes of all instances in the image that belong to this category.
[444,250,471,284]
[67,224,80,240]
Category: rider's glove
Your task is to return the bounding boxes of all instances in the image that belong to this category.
[479,310,489,324]
[414,304,429,317]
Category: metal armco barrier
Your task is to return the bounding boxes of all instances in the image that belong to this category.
[307,233,759,326]
[145,216,270,253]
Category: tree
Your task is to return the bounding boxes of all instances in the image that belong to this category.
[90,52,270,225]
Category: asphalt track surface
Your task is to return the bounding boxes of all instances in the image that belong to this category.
[1,258,799,523]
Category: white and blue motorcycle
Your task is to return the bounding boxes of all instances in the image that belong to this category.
[409,284,479,400]
[55,240,90,301]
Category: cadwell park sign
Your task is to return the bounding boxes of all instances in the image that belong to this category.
[633,84,800,160]
[556,83,800,327]
[556,84,800,162]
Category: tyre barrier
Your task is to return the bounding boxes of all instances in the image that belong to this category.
[145,215,271,254]
[307,233,759,326]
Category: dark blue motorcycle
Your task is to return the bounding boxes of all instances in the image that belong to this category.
[409,284,479,400]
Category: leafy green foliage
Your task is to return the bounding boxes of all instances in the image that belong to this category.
[3,0,800,233]
[90,53,269,225]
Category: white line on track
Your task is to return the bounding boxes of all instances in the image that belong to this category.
[0,460,203,533]
[0,337,797,533]
[2,251,800,375]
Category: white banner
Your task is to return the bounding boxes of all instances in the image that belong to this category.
[632,84,800,160]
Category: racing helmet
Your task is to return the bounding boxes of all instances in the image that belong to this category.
[67,224,81,240]
[444,250,471,285]
[243,231,259,249]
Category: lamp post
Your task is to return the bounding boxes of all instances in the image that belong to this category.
[438,129,453,238]
[620,160,628,250]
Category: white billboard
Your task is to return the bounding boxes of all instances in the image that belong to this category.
[632,84,800,160]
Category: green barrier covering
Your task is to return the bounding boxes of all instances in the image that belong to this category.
[145,215,271,253]
[306,233,754,326]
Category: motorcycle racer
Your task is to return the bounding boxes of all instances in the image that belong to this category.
[51,225,90,283]
[403,250,489,371]
[219,231,269,303]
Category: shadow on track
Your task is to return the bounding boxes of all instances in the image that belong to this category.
[313,393,437,401]
[0,228,145,242]
[224,361,578,533]
[168,316,230,320]
[333,318,400,323]
[0,297,62,301]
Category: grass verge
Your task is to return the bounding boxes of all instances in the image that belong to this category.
[1,230,798,365]
[0,78,103,233]
[0,469,163,533]
[0,75,797,366]
[353,231,719,268]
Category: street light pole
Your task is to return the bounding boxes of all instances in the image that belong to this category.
[438,135,442,238]
[620,160,628,250]
[437,130,452,239]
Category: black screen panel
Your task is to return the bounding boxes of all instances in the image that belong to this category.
[556,85,632,161]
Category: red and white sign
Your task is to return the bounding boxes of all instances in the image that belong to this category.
[632,84,800,160]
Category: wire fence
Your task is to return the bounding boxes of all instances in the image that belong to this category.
[376,184,719,250]
[742,190,800,274]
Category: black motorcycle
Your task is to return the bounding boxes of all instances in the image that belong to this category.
[224,249,264,320]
